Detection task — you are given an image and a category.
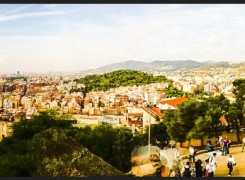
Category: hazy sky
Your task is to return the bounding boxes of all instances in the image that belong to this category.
[0,4,245,73]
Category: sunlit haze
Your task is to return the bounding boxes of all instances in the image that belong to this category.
[0,4,245,74]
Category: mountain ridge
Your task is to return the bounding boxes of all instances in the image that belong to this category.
[81,60,212,74]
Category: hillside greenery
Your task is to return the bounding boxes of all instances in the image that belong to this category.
[0,110,128,176]
[77,70,171,92]
[0,109,162,176]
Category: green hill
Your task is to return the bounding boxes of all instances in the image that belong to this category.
[78,69,171,92]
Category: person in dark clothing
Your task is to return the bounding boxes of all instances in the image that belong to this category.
[181,161,191,177]
[156,167,162,177]
[222,137,231,156]
[206,140,214,152]
[195,159,203,177]
[227,154,236,176]
[226,137,231,154]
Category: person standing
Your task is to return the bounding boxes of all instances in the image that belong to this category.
[227,154,236,176]
[181,161,191,177]
[208,152,217,175]
[226,137,231,154]
[170,159,181,177]
[205,159,214,177]
[195,159,203,177]
[241,135,245,152]
[159,147,167,166]
[217,135,223,150]
[174,148,180,160]
[189,145,195,163]
[222,137,230,156]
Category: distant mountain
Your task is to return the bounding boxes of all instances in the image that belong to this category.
[81,60,210,74]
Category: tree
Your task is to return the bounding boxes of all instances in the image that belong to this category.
[89,124,117,161]
[145,122,170,148]
[0,110,127,176]
[73,123,137,173]
[0,109,74,176]
[163,96,230,146]
[204,94,230,138]
[227,105,241,142]
[177,100,202,144]
[163,109,187,145]
[111,127,134,172]
[232,79,245,128]
[163,83,186,97]
[30,128,124,176]
[12,109,73,140]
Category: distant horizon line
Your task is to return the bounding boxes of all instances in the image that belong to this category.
[0,59,245,75]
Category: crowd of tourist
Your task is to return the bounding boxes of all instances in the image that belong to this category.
[180,135,245,177]
[157,135,245,177]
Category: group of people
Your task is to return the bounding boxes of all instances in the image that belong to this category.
[217,136,232,156]
[158,135,245,177]
[181,138,238,177]
[181,145,217,177]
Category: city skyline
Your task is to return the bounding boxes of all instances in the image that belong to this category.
[0,4,245,73]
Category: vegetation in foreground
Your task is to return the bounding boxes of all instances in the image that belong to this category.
[0,73,244,176]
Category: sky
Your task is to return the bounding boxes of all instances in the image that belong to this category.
[0,4,245,73]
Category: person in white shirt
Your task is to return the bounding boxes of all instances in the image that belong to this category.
[227,154,236,176]
[242,136,245,152]
[217,135,223,150]
[159,147,167,166]
[204,159,214,177]
[174,148,180,160]
[208,152,217,175]
[189,145,195,163]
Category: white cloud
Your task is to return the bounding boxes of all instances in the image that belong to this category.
[0,4,245,73]
[0,11,65,22]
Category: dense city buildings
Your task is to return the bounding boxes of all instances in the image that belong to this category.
[0,66,244,141]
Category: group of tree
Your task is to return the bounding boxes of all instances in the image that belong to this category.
[163,78,245,145]
[77,70,171,93]
[161,83,191,98]
[0,109,172,176]
[0,109,152,176]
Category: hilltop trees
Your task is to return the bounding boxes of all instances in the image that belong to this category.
[77,70,170,92]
